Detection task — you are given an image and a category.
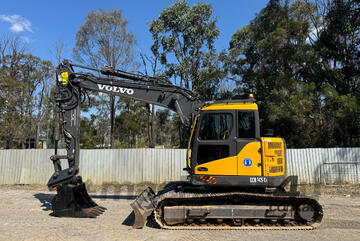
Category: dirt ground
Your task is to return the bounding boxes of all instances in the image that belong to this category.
[0,185,359,241]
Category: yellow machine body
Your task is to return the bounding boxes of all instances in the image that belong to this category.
[194,138,286,176]
[188,101,287,187]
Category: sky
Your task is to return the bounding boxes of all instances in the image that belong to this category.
[0,0,270,66]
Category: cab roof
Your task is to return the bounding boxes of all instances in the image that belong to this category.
[201,100,258,111]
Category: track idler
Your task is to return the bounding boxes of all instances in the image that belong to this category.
[51,176,106,218]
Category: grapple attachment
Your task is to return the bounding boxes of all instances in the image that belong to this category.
[130,187,156,228]
[50,177,106,218]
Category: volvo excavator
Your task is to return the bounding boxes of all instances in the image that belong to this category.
[47,60,323,230]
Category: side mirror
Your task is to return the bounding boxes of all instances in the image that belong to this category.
[264,129,274,137]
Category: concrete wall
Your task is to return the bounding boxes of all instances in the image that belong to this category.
[0,148,359,185]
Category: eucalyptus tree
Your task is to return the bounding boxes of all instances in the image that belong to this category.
[0,35,54,148]
[227,0,359,147]
[73,9,137,148]
[149,1,221,100]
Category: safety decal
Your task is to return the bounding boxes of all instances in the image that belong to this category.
[243,158,252,167]
[199,176,218,184]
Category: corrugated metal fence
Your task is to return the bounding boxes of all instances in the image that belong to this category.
[0,148,359,185]
[287,148,360,184]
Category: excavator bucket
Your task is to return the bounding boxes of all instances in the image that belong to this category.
[51,181,106,218]
[130,187,156,229]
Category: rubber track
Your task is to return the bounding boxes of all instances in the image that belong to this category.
[153,190,323,230]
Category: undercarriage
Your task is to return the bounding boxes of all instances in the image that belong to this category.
[131,184,323,230]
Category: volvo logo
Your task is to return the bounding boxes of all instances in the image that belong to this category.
[97,84,134,95]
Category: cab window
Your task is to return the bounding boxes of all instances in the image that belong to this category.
[197,145,229,165]
[198,113,233,140]
[238,111,255,138]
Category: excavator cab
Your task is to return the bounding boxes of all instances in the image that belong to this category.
[131,101,322,229]
[187,101,287,188]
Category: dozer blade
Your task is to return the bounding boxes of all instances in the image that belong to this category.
[51,179,106,218]
[130,187,156,229]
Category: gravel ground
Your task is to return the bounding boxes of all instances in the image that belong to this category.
[0,185,359,241]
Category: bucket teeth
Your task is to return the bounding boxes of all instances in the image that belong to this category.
[81,207,105,217]
[51,179,105,218]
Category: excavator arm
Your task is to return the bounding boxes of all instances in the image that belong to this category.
[47,60,201,218]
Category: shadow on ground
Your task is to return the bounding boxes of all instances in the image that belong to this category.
[91,195,137,200]
[33,193,137,212]
[33,193,54,211]
[121,211,160,229]
[33,192,154,228]
[122,211,135,226]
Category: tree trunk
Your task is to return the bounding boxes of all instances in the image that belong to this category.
[151,104,155,147]
[35,122,40,149]
[46,121,49,149]
[110,95,115,148]
[6,139,10,149]
[35,85,45,149]
[147,104,155,148]
[147,105,151,147]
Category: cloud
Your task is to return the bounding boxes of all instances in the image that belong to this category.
[0,14,33,33]
[21,36,30,44]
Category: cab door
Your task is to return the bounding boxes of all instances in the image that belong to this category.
[235,110,262,176]
[192,110,238,176]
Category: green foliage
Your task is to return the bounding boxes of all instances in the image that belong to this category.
[80,115,100,149]
[228,0,360,147]
[316,0,360,95]
[113,100,148,148]
[155,109,180,147]
[0,36,54,149]
[149,1,221,100]
[73,9,137,148]
[1,1,358,149]
[73,9,136,68]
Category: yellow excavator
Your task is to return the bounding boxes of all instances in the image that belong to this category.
[47,60,323,229]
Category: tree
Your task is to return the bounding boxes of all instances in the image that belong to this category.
[229,1,308,145]
[0,35,26,148]
[114,100,148,148]
[50,39,66,66]
[149,1,220,99]
[73,9,137,148]
[0,35,54,149]
[227,0,360,147]
[155,109,170,145]
[80,115,101,149]
[315,0,360,146]
[140,52,162,148]
[154,109,179,147]
[227,0,321,147]
[315,0,359,94]
[149,1,222,147]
